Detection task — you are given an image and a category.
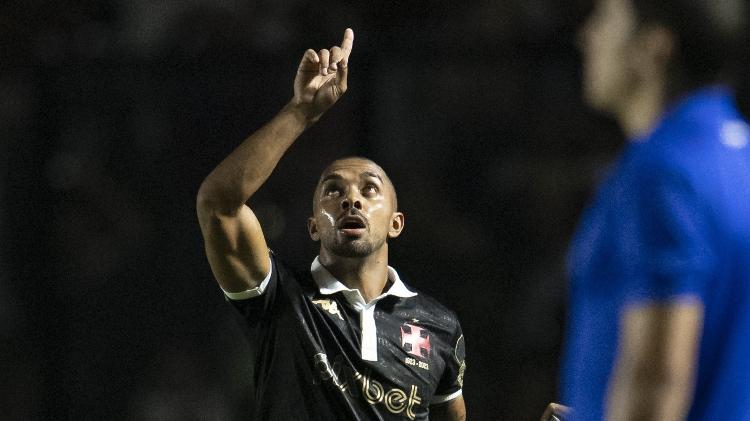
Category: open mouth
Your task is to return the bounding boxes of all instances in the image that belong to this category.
[340,220,365,229]
[337,216,367,236]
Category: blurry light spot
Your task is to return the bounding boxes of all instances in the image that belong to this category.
[721,120,748,149]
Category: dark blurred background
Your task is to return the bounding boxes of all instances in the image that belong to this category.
[1,0,633,419]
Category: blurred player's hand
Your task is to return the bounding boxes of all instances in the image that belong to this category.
[292,28,354,122]
[540,402,572,421]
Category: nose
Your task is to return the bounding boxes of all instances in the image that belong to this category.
[341,193,362,211]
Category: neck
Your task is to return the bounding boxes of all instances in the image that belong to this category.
[319,245,390,303]
[616,77,667,140]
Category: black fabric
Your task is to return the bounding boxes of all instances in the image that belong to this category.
[227,253,465,420]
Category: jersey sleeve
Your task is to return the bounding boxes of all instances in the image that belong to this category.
[222,252,279,325]
[221,255,273,300]
[629,162,717,301]
[432,320,466,404]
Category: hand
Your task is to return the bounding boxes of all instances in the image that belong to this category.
[540,403,572,421]
[292,28,354,122]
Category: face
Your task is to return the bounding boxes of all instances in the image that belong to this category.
[579,0,639,111]
[308,158,403,258]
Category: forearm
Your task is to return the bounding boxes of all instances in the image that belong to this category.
[607,368,694,421]
[430,396,466,421]
[605,301,702,421]
[198,102,311,213]
[195,29,352,292]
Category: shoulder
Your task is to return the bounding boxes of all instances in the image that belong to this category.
[628,129,741,209]
[403,284,462,331]
[413,289,458,317]
[644,101,749,175]
[626,137,698,196]
[269,252,318,295]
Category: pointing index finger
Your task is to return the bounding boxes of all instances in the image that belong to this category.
[340,28,354,61]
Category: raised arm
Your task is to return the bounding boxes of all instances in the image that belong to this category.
[196,28,354,293]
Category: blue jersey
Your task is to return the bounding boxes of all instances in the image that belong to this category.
[562,86,750,420]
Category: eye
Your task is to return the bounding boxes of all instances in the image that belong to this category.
[362,184,379,196]
[324,185,341,197]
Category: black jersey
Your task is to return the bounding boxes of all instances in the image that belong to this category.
[225,253,466,420]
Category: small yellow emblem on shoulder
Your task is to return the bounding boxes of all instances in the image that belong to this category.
[312,299,344,320]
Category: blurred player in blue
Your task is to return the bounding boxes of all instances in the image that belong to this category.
[560,0,750,420]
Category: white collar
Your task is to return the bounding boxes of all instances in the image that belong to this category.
[310,256,417,305]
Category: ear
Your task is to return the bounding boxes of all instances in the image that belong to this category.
[388,212,405,239]
[308,217,320,241]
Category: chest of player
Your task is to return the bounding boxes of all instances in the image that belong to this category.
[303,293,451,404]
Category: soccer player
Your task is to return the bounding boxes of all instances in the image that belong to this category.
[196,29,467,420]
[561,0,750,420]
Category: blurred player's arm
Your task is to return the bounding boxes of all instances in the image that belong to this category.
[605,299,703,421]
[196,29,354,293]
[430,396,466,421]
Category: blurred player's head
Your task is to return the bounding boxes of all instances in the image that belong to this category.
[308,157,403,258]
[579,0,746,113]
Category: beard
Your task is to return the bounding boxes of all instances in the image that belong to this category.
[321,232,387,258]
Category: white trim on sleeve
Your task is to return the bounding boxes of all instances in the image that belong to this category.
[431,389,463,404]
[222,257,273,300]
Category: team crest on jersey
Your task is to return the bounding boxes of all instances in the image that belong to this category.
[312,298,344,320]
[401,323,431,359]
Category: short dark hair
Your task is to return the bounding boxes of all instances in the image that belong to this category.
[630,0,746,91]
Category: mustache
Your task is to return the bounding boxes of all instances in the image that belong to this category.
[336,208,369,228]
[340,208,365,219]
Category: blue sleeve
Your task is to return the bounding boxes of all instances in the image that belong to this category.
[628,162,717,301]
